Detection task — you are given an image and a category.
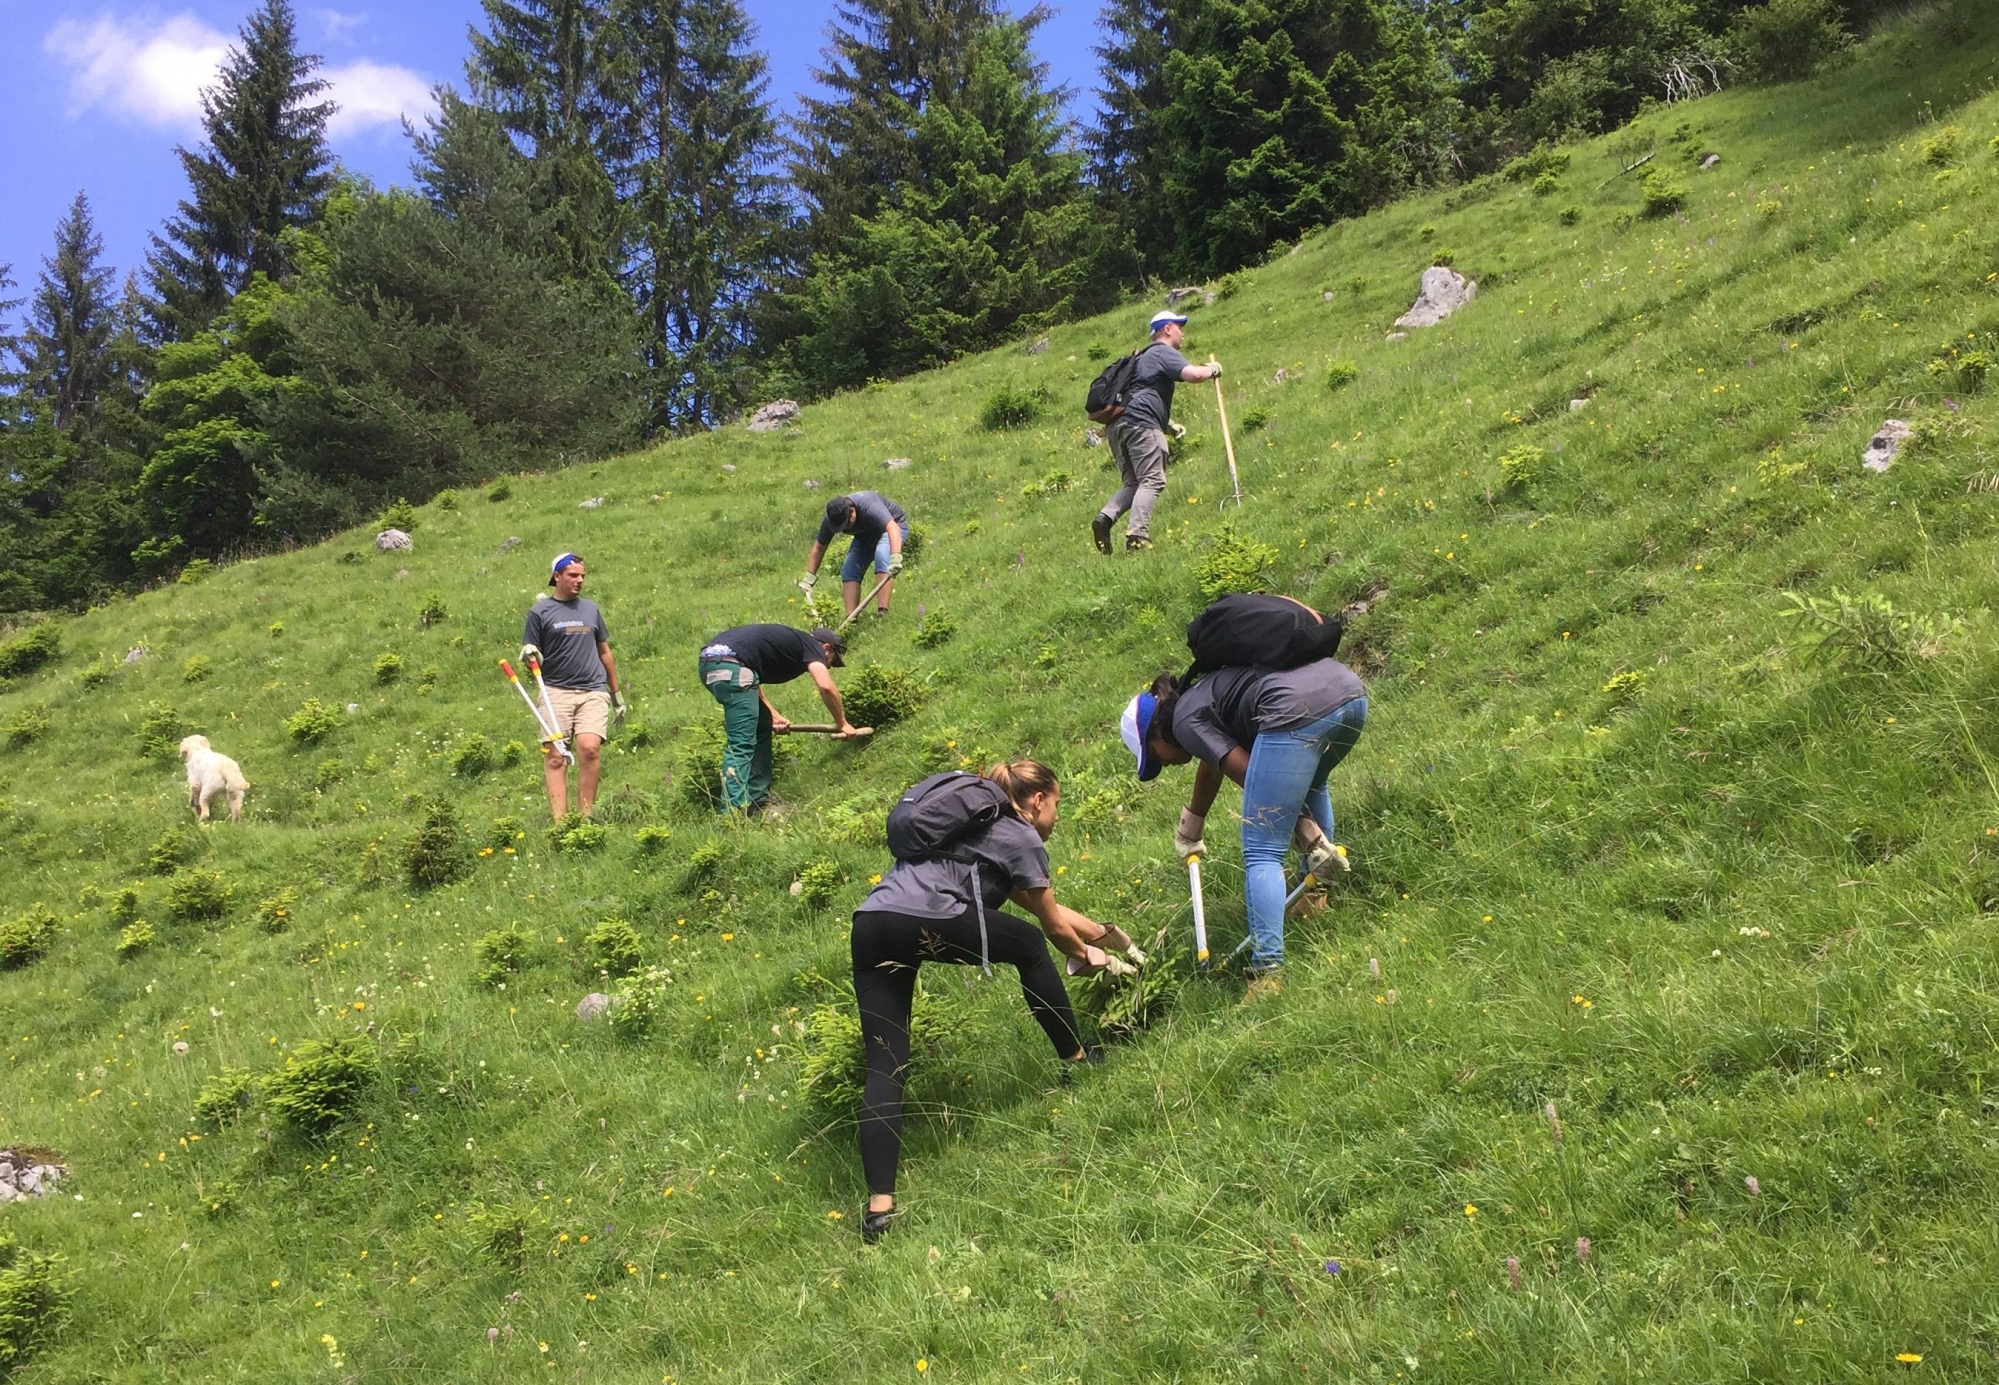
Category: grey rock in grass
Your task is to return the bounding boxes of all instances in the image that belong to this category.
[1385,331,1409,341]
[123,646,147,664]
[576,992,611,1022]
[746,399,800,432]
[346,702,360,714]
[1323,291,1336,301]
[375,529,413,552]
[883,457,913,471]
[803,479,822,489]
[1863,419,1913,472]
[1083,429,1103,448]
[1570,398,1590,411]
[579,496,604,509]
[1701,153,1722,169]
[393,568,410,581]
[1272,368,1290,385]
[1025,335,1050,355]
[0,1149,66,1200]
[1394,266,1477,329]
[721,464,738,474]
[495,536,522,554]
[1164,285,1214,310]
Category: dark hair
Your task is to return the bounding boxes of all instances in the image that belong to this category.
[984,758,1059,810]
[1148,671,1184,748]
[825,496,854,530]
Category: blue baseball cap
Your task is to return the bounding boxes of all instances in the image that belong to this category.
[1149,311,1188,333]
[1120,691,1163,782]
[550,551,582,584]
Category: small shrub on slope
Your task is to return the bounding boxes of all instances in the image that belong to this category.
[1640,169,1688,217]
[475,928,534,987]
[1194,522,1279,599]
[1779,590,1963,667]
[374,653,403,685]
[1499,443,1545,492]
[193,1068,261,1130]
[285,698,340,744]
[795,860,842,910]
[1731,0,1848,81]
[798,978,964,1121]
[913,611,957,648]
[6,704,51,748]
[0,623,60,680]
[0,906,59,969]
[115,917,153,956]
[0,1233,76,1368]
[608,966,675,1038]
[452,734,497,777]
[466,1202,542,1274]
[256,888,298,933]
[265,1038,377,1135]
[841,665,925,727]
[377,497,418,532]
[404,799,472,888]
[979,382,1048,430]
[1325,360,1359,391]
[137,702,191,759]
[166,870,231,922]
[584,919,645,978]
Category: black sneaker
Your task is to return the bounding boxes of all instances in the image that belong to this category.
[861,1206,897,1244]
[1125,535,1153,551]
[1091,514,1113,555]
[1059,1044,1106,1086]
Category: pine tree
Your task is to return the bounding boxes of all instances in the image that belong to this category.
[0,263,22,394]
[146,0,335,341]
[1085,0,1177,274]
[787,0,1004,256]
[601,0,791,431]
[22,193,120,432]
[468,0,622,277]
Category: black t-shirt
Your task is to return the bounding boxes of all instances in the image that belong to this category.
[1169,659,1366,765]
[701,624,824,685]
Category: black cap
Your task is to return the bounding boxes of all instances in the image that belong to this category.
[811,626,846,667]
[825,496,854,531]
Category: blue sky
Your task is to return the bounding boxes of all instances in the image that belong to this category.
[0,0,1107,321]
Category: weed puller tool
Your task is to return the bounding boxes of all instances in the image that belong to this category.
[1211,361,1242,508]
[525,654,572,755]
[1187,852,1210,968]
[498,659,573,765]
[836,570,899,634]
[775,723,875,738]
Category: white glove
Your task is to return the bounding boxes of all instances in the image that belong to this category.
[612,691,629,724]
[519,643,543,667]
[1174,807,1207,861]
[798,572,816,595]
[1094,923,1134,954]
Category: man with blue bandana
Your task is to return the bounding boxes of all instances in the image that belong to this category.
[521,552,626,820]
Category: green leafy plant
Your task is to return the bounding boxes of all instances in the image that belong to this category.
[166,870,231,922]
[78,660,113,690]
[1239,406,1270,432]
[0,623,60,680]
[451,734,496,777]
[841,665,925,727]
[913,611,958,648]
[265,1038,378,1135]
[6,704,51,748]
[0,905,59,969]
[487,815,525,851]
[1601,669,1648,705]
[0,1232,76,1368]
[683,838,725,886]
[798,978,963,1120]
[1086,342,1110,361]
[466,1202,542,1274]
[584,919,645,978]
[315,758,346,789]
[284,698,340,744]
[193,1068,261,1130]
[1779,589,1963,667]
[1503,147,1571,182]
[487,480,512,502]
[1558,205,1584,226]
[1193,522,1280,599]
[500,739,527,767]
[256,888,298,933]
[795,860,842,910]
[182,656,210,682]
[608,965,675,1038]
[1325,360,1359,391]
[1922,125,1964,167]
[374,653,403,685]
[1499,443,1545,492]
[116,920,155,957]
[146,830,189,875]
[418,592,448,627]
[553,817,609,853]
[1532,171,1561,197]
[1640,169,1688,217]
[1021,467,1073,499]
[635,824,674,855]
[979,382,1049,431]
[137,701,191,758]
[475,927,534,987]
[435,490,459,513]
[110,887,140,920]
[377,497,418,531]
[416,665,441,691]
[1927,346,1991,391]
[403,798,473,888]
[1731,0,1849,80]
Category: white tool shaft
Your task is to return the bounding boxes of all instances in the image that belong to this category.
[1188,855,1209,966]
[1284,873,1316,910]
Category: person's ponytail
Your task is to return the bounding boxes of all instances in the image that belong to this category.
[1149,671,1184,748]
[983,758,1059,812]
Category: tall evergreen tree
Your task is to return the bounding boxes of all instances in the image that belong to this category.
[147,0,335,341]
[1085,0,1177,274]
[0,263,22,394]
[601,0,791,431]
[468,0,622,277]
[22,193,119,432]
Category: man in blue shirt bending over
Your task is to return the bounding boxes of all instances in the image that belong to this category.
[799,491,908,620]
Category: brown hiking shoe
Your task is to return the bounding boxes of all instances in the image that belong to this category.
[1125,535,1153,551]
[1091,514,1114,555]
[1241,967,1286,1005]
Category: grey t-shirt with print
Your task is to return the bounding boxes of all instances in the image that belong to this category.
[857,813,1051,920]
[1119,342,1192,432]
[524,596,610,690]
[1171,659,1365,766]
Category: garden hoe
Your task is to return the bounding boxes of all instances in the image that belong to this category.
[1187,851,1210,968]
[836,570,900,634]
[1211,359,1242,508]
[497,658,574,765]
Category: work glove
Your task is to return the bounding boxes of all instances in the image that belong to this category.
[1292,821,1349,876]
[1174,807,1208,861]
[1095,923,1134,955]
[1208,360,1223,378]
[612,690,629,724]
[1167,420,1187,441]
[1067,947,1139,979]
[519,642,543,667]
[798,572,817,595]
[886,552,905,576]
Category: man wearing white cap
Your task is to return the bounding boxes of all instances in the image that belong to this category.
[1091,311,1222,553]
[521,552,627,820]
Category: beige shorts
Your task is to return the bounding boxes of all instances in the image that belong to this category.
[543,687,610,743]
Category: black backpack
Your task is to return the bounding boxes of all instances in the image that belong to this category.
[884,771,1012,975]
[1085,352,1143,424]
[1184,593,1345,682]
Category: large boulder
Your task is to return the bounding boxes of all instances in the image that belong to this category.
[1164,285,1214,310]
[746,399,801,432]
[375,529,413,552]
[1863,419,1913,473]
[1394,267,1478,329]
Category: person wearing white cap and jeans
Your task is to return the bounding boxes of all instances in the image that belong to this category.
[1092,311,1223,553]
[521,552,627,820]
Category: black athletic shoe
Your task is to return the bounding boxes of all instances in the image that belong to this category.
[861,1207,897,1245]
[1091,514,1114,555]
[1125,535,1153,551]
[1059,1044,1106,1086]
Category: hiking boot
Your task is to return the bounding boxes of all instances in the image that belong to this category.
[1240,967,1286,1005]
[861,1205,898,1245]
[1091,514,1114,555]
[1125,535,1153,552]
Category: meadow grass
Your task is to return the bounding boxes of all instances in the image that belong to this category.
[5,7,1999,1379]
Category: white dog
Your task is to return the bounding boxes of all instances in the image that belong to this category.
[178,735,249,823]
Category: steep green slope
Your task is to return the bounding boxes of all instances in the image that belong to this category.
[6,9,1999,1379]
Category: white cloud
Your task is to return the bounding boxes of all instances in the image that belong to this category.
[45,12,432,136]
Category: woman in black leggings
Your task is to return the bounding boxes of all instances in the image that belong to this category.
[850,759,1134,1243]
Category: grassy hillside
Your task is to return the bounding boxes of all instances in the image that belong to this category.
[7,8,1999,1379]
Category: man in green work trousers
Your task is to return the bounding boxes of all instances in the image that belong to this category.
[697,624,861,814]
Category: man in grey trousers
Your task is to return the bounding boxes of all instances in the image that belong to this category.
[1092,310,1223,553]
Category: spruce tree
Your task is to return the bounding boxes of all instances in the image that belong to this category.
[468,0,622,277]
[146,0,334,341]
[0,263,21,393]
[22,193,120,432]
[601,0,791,430]
[1086,0,1177,274]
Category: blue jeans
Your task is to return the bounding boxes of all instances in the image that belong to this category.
[1239,697,1367,971]
[840,529,900,582]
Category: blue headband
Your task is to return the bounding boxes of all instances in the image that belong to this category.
[550,552,582,582]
